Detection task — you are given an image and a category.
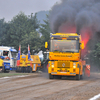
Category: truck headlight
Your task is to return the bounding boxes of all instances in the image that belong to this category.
[73,65,76,68]
[51,62,54,68]
[52,65,54,68]
[73,63,76,68]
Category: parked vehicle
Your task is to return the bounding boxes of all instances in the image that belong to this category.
[0,46,17,72]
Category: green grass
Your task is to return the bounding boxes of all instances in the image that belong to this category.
[0,72,29,78]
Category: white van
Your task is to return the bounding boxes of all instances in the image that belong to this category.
[0,46,17,70]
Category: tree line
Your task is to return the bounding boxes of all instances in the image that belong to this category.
[0,12,51,54]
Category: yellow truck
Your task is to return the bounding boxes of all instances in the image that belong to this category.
[45,33,84,80]
[31,55,41,72]
[16,55,30,72]
[16,55,41,73]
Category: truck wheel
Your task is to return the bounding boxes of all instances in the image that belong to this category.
[29,67,32,73]
[21,67,24,73]
[2,66,4,72]
[80,65,86,79]
[5,71,9,73]
[16,67,18,72]
[2,66,5,73]
[76,70,80,80]
[36,67,40,72]
[49,74,54,79]
[80,75,83,79]
[80,70,85,79]
[55,75,62,79]
[76,74,80,80]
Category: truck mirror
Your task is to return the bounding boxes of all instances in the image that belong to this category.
[80,41,84,49]
[45,42,48,48]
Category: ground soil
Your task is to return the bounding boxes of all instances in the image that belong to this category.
[0,72,100,100]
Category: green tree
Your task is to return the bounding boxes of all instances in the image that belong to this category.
[90,43,100,68]
[22,31,41,54]
[4,12,40,52]
[39,15,51,51]
[0,18,9,45]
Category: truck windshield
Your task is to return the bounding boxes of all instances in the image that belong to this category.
[50,40,79,53]
[11,52,17,59]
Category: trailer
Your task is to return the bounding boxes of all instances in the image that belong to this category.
[16,45,41,73]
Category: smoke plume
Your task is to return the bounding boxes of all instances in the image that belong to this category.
[49,0,100,47]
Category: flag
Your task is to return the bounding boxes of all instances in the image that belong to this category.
[16,45,21,66]
[17,45,21,60]
[28,44,31,61]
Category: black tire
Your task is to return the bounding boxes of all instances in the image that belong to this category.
[29,67,32,73]
[25,67,27,73]
[27,66,32,73]
[81,65,86,79]
[5,71,9,73]
[58,76,62,79]
[80,75,83,79]
[16,67,18,72]
[55,75,62,79]
[49,73,54,79]
[76,74,80,80]
[75,69,80,80]
[21,67,24,73]
[2,66,6,73]
[36,67,40,72]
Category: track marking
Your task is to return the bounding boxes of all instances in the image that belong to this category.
[0,75,30,80]
[89,93,100,100]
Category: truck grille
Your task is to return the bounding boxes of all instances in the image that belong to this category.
[57,62,70,68]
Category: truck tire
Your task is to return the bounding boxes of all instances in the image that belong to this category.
[36,67,40,72]
[75,70,80,80]
[16,67,18,72]
[81,65,86,79]
[2,66,6,73]
[21,67,24,73]
[49,73,54,79]
[29,67,32,73]
[55,75,62,79]
[76,74,80,80]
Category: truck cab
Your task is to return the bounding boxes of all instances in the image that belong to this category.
[45,33,84,80]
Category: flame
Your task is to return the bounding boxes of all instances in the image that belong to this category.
[80,28,92,47]
[80,28,93,57]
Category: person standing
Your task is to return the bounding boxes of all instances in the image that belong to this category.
[0,57,4,72]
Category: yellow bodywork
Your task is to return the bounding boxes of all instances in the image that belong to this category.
[48,33,84,77]
[31,55,41,71]
[19,55,28,67]
[17,55,41,72]
[48,60,83,76]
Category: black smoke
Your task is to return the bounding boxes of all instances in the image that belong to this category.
[49,0,100,34]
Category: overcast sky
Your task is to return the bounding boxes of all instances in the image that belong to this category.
[0,0,61,21]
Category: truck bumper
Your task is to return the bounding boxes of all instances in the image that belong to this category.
[49,67,80,76]
[51,72,76,76]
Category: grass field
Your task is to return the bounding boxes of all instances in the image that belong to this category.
[0,72,29,78]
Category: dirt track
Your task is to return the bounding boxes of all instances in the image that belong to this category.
[0,72,100,100]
